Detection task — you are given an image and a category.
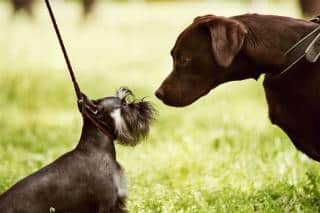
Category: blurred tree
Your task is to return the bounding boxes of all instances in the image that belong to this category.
[299,0,320,18]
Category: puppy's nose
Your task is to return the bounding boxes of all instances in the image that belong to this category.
[155,88,164,100]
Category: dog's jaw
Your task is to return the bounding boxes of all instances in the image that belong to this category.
[110,108,134,143]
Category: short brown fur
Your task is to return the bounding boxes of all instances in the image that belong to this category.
[156,14,320,161]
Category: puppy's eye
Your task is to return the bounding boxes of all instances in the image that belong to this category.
[121,100,127,106]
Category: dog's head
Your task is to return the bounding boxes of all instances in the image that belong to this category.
[93,88,156,146]
[155,15,254,107]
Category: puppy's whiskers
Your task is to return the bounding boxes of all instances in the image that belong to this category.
[110,108,134,143]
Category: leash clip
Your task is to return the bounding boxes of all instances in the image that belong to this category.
[78,95,99,115]
[77,95,95,114]
[86,106,99,115]
[77,97,85,114]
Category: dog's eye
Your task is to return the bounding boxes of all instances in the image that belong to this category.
[121,100,127,106]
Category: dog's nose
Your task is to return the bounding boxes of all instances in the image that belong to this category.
[155,88,164,100]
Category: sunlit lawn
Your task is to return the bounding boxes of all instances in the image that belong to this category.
[1,1,320,212]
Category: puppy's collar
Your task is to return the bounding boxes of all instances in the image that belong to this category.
[78,96,116,140]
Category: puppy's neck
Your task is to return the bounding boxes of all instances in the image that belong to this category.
[234,14,319,75]
[76,118,116,159]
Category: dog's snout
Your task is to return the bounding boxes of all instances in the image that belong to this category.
[155,88,164,100]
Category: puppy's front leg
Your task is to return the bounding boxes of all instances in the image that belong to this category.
[113,197,127,213]
[98,205,112,213]
[98,201,126,213]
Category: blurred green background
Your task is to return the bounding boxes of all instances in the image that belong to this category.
[2,0,320,212]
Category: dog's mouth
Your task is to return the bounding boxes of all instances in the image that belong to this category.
[112,88,156,146]
[158,87,213,108]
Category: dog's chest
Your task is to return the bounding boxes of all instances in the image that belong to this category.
[263,69,320,160]
[113,166,127,198]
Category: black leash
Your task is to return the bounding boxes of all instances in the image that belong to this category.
[44,0,116,139]
[45,0,82,100]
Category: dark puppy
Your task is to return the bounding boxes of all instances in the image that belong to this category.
[155,14,320,161]
[0,88,155,213]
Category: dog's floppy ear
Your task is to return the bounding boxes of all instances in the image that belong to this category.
[206,17,248,68]
[193,14,216,23]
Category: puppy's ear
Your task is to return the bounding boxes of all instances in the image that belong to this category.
[206,17,247,68]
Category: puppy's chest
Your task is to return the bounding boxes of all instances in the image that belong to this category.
[112,165,127,199]
[90,154,127,199]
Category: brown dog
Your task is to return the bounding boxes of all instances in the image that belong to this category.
[155,14,320,161]
[299,0,320,17]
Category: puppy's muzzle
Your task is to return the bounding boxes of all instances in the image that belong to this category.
[112,88,156,146]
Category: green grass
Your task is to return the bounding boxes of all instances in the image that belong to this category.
[1,1,320,212]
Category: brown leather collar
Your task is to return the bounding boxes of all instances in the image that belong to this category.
[279,17,320,76]
[78,96,116,140]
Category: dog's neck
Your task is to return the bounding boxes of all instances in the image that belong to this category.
[234,14,319,76]
[77,118,116,159]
